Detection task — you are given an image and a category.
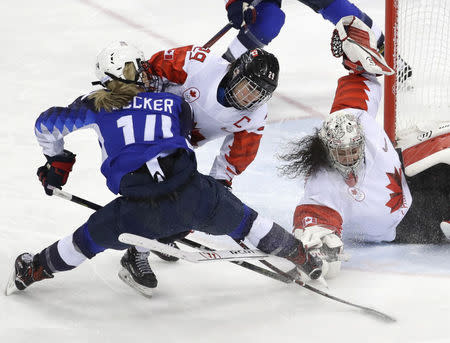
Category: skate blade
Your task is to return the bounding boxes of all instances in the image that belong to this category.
[118,268,154,298]
[4,264,18,296]
[151,250,180,262]
[441,221,450,240]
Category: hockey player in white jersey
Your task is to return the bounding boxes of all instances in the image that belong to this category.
[114,44,280,292]
[142,46,278,187]
[278,16,449,279]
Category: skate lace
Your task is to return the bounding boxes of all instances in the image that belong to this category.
[134,252,152,275]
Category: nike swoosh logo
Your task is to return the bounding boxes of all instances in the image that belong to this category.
[382,138,388,152]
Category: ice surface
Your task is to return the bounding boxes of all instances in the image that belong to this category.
[1,1,449,342]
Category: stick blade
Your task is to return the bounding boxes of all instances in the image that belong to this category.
[362,308,397,323]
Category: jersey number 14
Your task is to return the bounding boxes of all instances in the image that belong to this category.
[117,114,173,145]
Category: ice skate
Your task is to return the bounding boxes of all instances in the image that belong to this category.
[119,247,157,297]
[5,253,53,296]
[441,221,450,240]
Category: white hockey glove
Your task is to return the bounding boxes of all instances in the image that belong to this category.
[331,16,394,76]
[294,225,345,279]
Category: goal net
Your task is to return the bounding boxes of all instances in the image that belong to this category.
[384,0,450,175]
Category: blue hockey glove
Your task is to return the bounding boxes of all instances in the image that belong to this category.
[37,150,76,196]
[226,0,256,29]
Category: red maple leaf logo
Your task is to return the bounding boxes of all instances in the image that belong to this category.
[189,89,197,98]
[190,122,205,147]
[385,167,404,213]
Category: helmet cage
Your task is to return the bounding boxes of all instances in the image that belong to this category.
[319,112,365,177]
[140,60,164,92]
[328,141,364,175]
[224,75,272,110]
[224,48,278,111]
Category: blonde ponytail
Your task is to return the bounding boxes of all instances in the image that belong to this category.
[89,62,143,112]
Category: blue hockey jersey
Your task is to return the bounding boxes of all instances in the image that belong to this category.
[35,92,194,194]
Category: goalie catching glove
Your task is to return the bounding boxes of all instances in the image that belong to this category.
[331,16,394,76]
[294,225,345,279]
[37,150,76,196]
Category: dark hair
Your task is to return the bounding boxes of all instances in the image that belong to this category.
[278,129,330,178]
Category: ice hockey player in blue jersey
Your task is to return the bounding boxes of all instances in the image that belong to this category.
[223,0,385,61]
[6,41,324,298]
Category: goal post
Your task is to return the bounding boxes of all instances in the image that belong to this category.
[384,0,450,176]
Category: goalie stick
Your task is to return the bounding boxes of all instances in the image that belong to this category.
[51,189,396,323]
[235,240,396,323]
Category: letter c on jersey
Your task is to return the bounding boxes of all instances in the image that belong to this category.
[233,116,251,128]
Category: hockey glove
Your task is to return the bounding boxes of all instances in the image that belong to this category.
[37,150,76,196]
[286,241,323,280]
[226,0,256,29]
[331,16,394,76]
[294,225,345,279]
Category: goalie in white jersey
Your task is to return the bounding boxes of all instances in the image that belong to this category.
[279,17,449,279]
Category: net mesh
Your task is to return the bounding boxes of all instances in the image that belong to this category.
[394,0,450,139]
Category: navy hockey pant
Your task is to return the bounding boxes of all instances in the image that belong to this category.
[79,174,257,254]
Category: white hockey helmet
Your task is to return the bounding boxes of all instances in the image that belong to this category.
[95,41,145,86]
[319,110,365,177]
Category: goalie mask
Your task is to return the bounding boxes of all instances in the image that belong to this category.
[94,41,145,87]
[319,111,365,177]
[224,48,279,111]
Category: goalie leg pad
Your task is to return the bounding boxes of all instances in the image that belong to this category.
[395,165,449,244]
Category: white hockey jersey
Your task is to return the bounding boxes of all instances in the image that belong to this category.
[144,45,267,184]
[293,73,412,243]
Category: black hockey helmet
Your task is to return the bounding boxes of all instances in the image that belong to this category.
[224,48,279,111]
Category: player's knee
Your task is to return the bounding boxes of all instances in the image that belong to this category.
[227,205,259,241]
[72,223,107,258]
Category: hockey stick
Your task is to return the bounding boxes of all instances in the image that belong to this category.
[203,22,233,49]
[52,188,268,265]
[51,189,396,322]
[177,237,293,283]
[236,240,397,323]
[119,233,270,263]
[50,187,102,211]
[202,0,263,49]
